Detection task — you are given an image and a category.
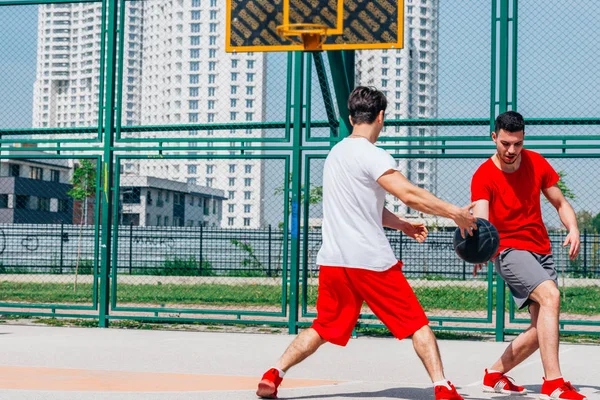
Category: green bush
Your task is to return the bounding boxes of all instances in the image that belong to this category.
[158,256,215,277]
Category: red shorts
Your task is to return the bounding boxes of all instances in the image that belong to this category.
[311,261,429,346]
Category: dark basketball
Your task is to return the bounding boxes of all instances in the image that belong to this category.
[453,218,500,264]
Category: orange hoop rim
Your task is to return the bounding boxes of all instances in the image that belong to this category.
[276,23,329,49]
[276,23,329,38]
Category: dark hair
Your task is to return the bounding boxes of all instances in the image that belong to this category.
[347,86,388,125]
[494,111,525,134]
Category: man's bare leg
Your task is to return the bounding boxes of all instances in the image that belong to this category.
[275,327,327,371]
[411,325,445,382]
[489,302,540,373]
[528,280,562,379]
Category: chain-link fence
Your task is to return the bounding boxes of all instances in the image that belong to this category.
[0,0,598,337]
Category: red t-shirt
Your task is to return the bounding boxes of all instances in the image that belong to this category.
[471,149,560,255]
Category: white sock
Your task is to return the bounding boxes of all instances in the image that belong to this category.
[547,376,563,382]
[275,368,285,378]
[433,380,451,389]
[487,369,502,374]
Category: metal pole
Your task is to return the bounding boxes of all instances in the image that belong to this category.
[583,228,587,277]
[288,52,304,334]
[129,223,133,275]
[98,0,120,328]
[268,224,272,277]
[199,224,204,273]
[494,0,510,342]
[60,222,64,274]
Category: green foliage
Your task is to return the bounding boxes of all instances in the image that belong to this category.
[556,170,576,200]
[67,159,97,201]
[230,239,263,272]
[157,256,215,277]
[577,210,600,234]
[274,173,323,208]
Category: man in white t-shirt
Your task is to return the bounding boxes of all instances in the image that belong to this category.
[257,86,478,399]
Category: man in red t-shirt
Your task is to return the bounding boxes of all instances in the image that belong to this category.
[471,111,584,400]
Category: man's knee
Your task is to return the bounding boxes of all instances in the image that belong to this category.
[531,281,560,308]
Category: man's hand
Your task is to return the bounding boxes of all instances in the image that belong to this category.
[453,202,478,238]
[563,229,581,260]
[402,222,428,243]
[472,263,485,277]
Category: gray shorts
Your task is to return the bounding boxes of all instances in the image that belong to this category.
[494,248,558,309]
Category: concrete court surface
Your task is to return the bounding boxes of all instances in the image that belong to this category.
[0,324,598,400]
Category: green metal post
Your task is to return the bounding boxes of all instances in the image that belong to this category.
[288,52,304,334]
[494,0,510,342]
[312,53,338,137]
[98,0,120,328]
[326,51,352,137]
[342,50,355,90]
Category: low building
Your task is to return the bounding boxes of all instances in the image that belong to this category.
[0,154,73,224]
[119,175,226,227]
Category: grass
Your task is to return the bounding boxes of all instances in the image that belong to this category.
[0,281,598,316]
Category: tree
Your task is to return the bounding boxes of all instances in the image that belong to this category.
[274,173,323,211]
[67,160,97,290]
[556,170,576,200]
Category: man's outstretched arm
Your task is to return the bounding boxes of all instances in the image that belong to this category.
[543,184,580,260]
[377,169,477,235]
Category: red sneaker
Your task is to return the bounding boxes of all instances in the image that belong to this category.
[540,377,587,400]
[256,368,283,399]
[482,369,528,394]
[435,381,463,400]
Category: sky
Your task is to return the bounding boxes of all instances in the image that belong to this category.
[1,0,599,228]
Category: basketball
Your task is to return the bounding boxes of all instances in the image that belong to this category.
[453,218,500,264]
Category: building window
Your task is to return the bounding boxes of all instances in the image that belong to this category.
[244,165,252,173]
[228,178,236,186]
[39,197,50,212]
[244,178,252,186]
[157,215,162,226]
[30,167,43,180]
[146,191,152,205]
[206,178,214,187]
[8,164,20,177]
[244,218,250,226]
[244,191,251,200]
[228,191,235,200]
[228,217,234,226]
[244,204,251,213]
[122,187,141,204]
[246,86,254,95]
[0,194,8,208]
[228,164,236,173]
[16,195,29,209]
[188,165,197,174]
[228,204,235,213]
[58,199,68,212]
[50,169,60,182]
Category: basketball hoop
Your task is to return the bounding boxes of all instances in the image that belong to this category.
[276,23,328,51]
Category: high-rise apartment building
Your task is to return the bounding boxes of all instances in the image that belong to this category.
[137,0,266,229]
[32,2,143,130]
[32,0,267,229]
[356,0,439,215]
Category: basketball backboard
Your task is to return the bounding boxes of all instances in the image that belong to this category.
[226,0,404,52]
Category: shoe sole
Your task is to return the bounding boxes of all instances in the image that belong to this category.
[483,385,528,395]
[538,395,587,400]
[256,380,277,399]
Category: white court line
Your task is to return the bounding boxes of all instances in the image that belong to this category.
[463,347,574,387]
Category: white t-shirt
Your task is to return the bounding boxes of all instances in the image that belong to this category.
[316,137,399,271]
